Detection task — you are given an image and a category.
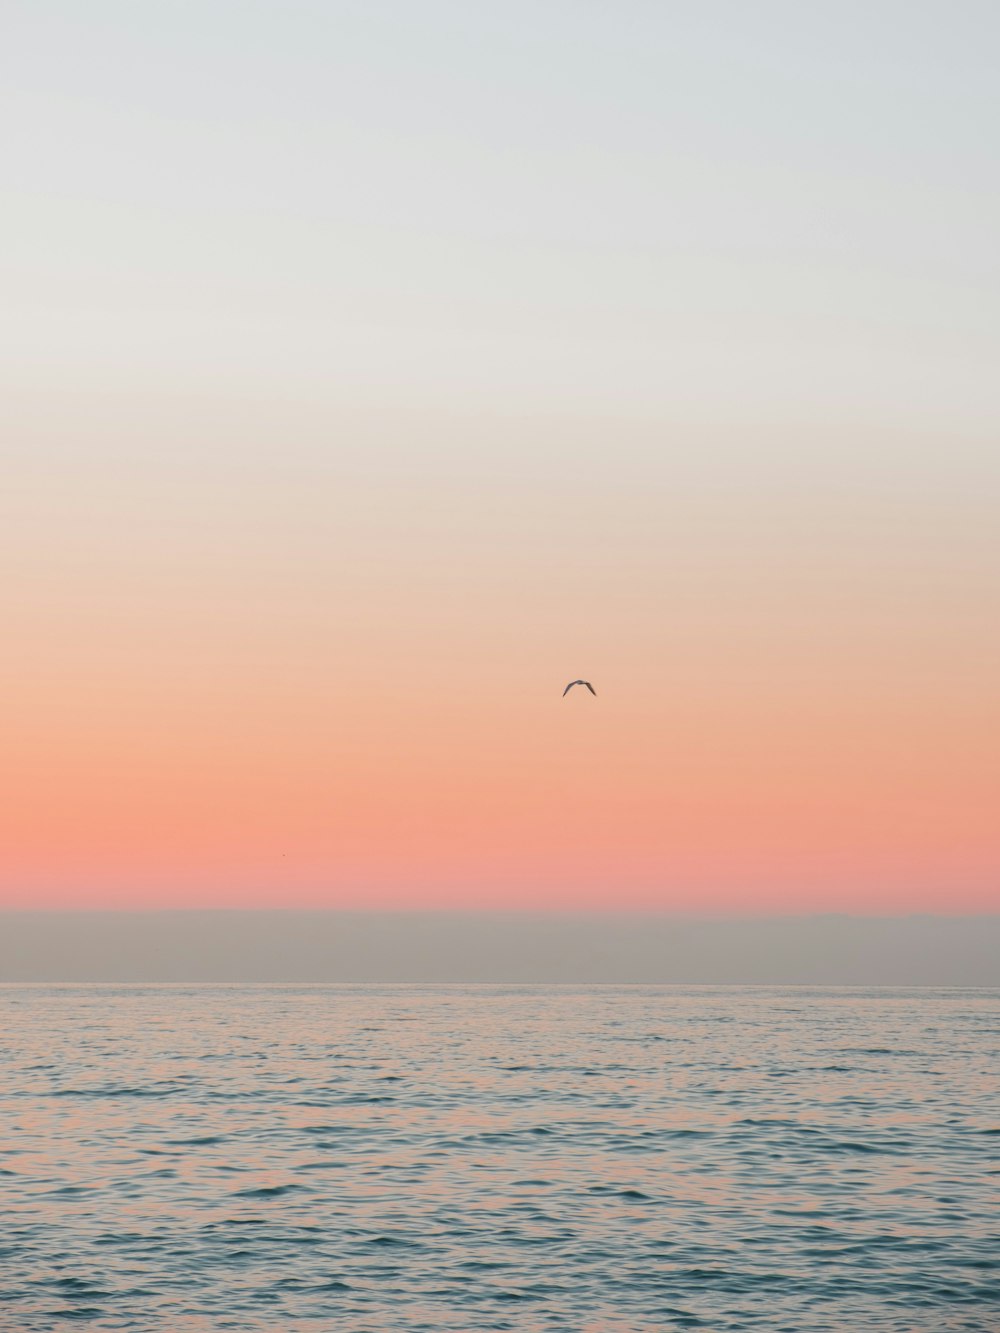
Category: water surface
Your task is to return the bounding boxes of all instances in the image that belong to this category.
[1,985,997,1330]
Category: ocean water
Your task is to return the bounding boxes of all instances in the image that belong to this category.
[0,986,997,1332]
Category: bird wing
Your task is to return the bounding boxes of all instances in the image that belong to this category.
[562,682,576,696]
[585,681,596,695]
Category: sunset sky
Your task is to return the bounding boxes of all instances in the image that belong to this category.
[2,1,998,912]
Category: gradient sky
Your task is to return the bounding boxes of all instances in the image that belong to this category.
[2,1,998,912]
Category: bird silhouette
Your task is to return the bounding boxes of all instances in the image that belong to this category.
[563,680,596,696]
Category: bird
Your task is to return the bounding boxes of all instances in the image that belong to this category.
[563,680,596,696]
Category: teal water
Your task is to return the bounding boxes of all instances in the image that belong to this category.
[1,985,997,1331]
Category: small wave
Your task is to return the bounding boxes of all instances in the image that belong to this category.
[50,1084,179,1099]
[231,1183,306,1199]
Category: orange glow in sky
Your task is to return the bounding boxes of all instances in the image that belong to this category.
[2,403,997,913]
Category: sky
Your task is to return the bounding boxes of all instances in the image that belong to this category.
[3,913,999,986]
[2,1,998,914]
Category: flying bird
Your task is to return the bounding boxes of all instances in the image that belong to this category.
[563,680,596,696]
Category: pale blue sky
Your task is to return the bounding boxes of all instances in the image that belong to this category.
[4,1,999,436]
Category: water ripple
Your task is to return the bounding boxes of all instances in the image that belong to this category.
[0,983,997,1331]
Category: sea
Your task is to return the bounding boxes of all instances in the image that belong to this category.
[1,985,997,1331]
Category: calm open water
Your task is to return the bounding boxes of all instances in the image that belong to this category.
[0,985,997,1331]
